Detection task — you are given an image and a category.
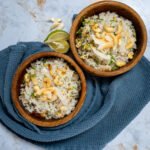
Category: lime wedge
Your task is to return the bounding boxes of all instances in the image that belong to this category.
[44,30,69,43]
[48,40,70,53]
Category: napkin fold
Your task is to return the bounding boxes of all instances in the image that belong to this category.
[0,42,150,150]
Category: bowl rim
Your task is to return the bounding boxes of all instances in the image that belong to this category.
[70,0,147,77]
[11,52,86,127]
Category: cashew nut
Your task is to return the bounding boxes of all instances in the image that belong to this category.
[104,25,115,33]
[126,39,134,49]
[116,23,122,34]
[116,60,126,67]
[43,77,51,87]
[31,77,37,85]
[24,73,30,83]
[100,42,113,50]
[92,24,101,33]
[128,52,134,59]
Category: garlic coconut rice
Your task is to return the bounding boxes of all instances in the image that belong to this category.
[76,11,137,71]
[19,58,81,120]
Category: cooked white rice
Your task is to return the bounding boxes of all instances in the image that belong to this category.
[19,58,81,120]
[76,11,137,71]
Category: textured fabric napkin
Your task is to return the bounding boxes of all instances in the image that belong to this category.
[0,42,150,150]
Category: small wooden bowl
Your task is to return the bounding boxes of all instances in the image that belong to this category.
[11,52,86,127]
[70,1,147,77]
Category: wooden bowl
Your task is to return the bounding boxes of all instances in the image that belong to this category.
[11,52,86,127]
[70,1,147,77]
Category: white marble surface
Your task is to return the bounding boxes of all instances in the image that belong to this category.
[0,0,150,149]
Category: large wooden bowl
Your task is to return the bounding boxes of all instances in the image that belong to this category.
[11,52,86,127]
[70,1,147,77]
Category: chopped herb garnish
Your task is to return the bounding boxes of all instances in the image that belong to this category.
[22,80,25,84]
[129,48,133,51]
[133,31,136,38]
[112,65,119,70]
[114,32,117,36]
[76,29,82,36]
[99,19,104,22]
[72,86,77,89]
[31,74,36,78]
[31,65,36,69]
[43,59,47,63]
[83,43,91,51]
[31,93,35,97]
[85,20,91,24]
[82,21,86,26]
[109,54,116,65]
[113,17,117,21]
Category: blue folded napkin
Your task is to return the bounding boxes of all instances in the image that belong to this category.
[0,42,150,150]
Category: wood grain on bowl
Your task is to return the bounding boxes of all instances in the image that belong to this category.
[11,52,86,127]
[70,1,147,77]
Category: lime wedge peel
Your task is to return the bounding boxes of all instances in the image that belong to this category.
[44,30,69,43]
[48,40,70,54]
[44,30,70,54]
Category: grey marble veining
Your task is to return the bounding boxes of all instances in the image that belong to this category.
[0,0,150,149]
